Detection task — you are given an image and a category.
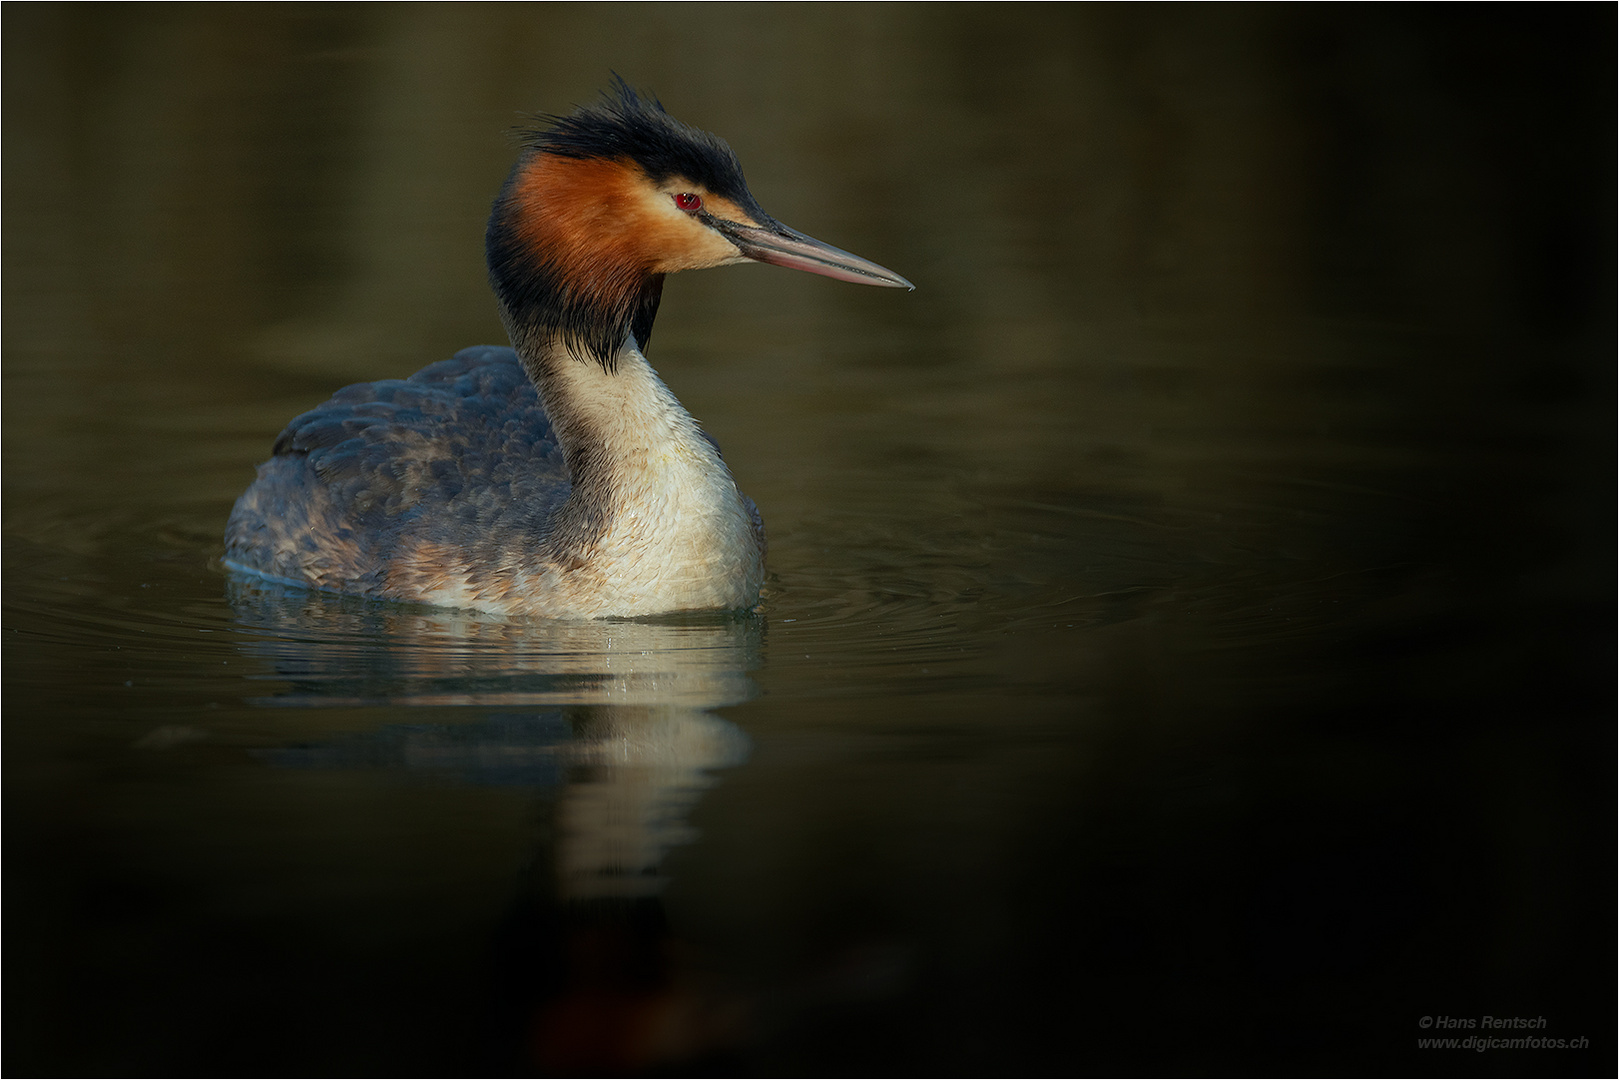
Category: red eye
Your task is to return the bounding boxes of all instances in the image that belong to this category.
[674,192,702,212]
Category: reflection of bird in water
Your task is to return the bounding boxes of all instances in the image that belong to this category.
[263,706,750,896]
[223,574,762,709]
[263,704,754,1071]
[508,895,747,1074]
[225,80,911,617]
[224,578,763,1067]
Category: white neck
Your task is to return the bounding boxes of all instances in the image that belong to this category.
[528,338,764,616]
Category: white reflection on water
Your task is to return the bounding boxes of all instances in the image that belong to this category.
[228,575,755,900]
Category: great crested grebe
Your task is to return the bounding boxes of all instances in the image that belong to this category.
[224,82,911,618]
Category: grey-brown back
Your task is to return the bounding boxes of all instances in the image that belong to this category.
[224,346,572,596]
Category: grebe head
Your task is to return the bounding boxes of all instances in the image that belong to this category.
[487,78,912,369]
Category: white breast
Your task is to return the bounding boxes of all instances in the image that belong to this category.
[538,340,764,616]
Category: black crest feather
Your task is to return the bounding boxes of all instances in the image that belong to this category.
[526,77,757,208]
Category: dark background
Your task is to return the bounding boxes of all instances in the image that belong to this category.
[5,4,1614,1075]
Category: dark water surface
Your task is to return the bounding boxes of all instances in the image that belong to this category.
[5,7,1613,1075]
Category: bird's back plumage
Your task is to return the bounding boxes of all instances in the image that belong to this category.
[226,346,571,602]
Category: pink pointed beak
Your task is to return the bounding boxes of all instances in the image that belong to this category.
[706,215,914,290]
